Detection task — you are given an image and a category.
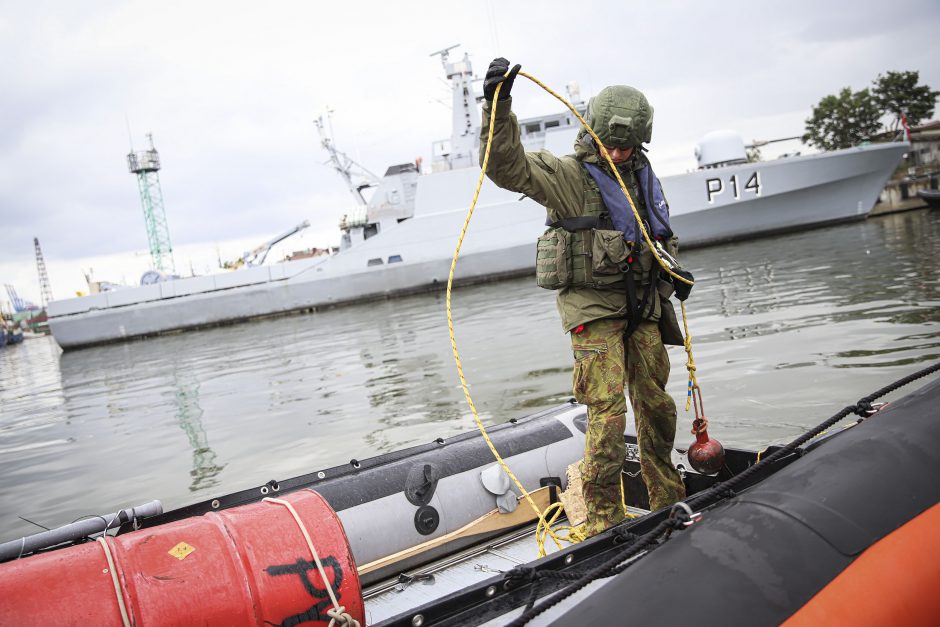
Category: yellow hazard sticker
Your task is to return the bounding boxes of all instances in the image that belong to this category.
[168,542,195,560]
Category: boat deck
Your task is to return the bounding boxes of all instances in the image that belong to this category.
[364,506,649,625]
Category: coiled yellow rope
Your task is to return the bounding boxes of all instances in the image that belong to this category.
[446,71,701,555]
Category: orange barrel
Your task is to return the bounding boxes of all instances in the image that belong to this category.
[0,489,363,626]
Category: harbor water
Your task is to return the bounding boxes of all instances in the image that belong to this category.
[2,208,939,544]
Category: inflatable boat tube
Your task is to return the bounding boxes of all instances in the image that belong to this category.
[124,402,590,585]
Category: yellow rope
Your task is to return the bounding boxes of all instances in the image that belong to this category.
[447,78,563,555]
[680,301,698,411]
[448,71,701,557]
[532,470,638,555]
[621,471,638,520]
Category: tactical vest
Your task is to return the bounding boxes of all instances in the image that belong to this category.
[535,158,673,291]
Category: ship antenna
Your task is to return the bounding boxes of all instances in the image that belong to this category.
[124,113,135,151]
[429,43,460,67]
[314,110,379,206]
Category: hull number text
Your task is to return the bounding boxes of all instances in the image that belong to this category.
[706,171,762,203]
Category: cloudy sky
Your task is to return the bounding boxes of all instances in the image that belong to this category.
[1,0,939,304]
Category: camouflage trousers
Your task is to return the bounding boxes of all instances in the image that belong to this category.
[571,318,686,537]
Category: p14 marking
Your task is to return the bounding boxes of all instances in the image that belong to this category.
[706,171,761,203]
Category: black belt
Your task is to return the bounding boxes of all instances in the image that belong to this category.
[546,216,604,231]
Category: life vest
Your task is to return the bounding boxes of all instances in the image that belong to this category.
[582,160,673,244]
[535,157,674,291]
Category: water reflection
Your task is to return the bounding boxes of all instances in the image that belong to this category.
[171,369,225,491]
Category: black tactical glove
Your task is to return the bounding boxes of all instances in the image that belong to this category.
[673,268,694,301]
[483,57,521,102]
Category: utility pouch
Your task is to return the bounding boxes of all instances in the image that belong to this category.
[657,277,676,300]
[658,292,685,346]
[633,242,655,284]
[536,228,572,290]
[591,229,630,275]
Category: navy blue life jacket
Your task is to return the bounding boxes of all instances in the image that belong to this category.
[582,160,673,243]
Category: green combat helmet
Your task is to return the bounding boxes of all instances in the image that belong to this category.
[585,85,653,149]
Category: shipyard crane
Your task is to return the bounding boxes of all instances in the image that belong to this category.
[127,133,176,274]
[223,220,311,270]
[314,111,380,206]
[34,237,54,306]
[4,285,37,313]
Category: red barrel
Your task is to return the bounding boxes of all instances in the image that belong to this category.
[0,489,363,626]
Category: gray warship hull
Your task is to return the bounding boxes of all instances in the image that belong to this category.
[48,140,907,350]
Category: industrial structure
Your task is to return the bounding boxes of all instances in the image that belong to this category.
[34,237,54,307]
[4,284,35,313]
[127,134,175,274]
[222,220,311,270]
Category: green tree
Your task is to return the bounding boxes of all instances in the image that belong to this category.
[871,70,939,130]
[803,87,882,151]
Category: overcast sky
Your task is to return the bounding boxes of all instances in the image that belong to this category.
[2,0,939,304]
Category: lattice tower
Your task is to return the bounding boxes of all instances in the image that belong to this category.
[33,237,54,306]
[127,133,175,274]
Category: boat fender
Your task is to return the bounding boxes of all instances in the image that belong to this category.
[0,490,364,626]
[404,463,440,506]
[481,464,518,513]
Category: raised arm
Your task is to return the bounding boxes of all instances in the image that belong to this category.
[478,59,581,219]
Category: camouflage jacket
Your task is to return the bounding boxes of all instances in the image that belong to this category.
[480,97,673,332]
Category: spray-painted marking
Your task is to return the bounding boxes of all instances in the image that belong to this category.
[265,556,344,627]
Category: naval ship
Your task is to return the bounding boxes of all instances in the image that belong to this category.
[48,47,909,350]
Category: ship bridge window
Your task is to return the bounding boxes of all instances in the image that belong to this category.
[364,223,379,239]
[525,123,542,134]
[367,258,384,267]
[388,255,403,263]
[545,120,560,129]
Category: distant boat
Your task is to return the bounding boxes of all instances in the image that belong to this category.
[5,329,24,345]
[919,189,940,209]
[48,48,908,350]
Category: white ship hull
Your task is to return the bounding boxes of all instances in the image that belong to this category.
[48,141,907,350]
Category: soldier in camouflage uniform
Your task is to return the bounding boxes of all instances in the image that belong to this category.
[480,59,687,536]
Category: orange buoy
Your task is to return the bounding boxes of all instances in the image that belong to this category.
[688,418,726,475]
[686,385,725,475]
[0,489,363,626]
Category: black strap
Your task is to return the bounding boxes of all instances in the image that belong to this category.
[546,216,602,231]
[623,255,659,341]
[624,271,640,339]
